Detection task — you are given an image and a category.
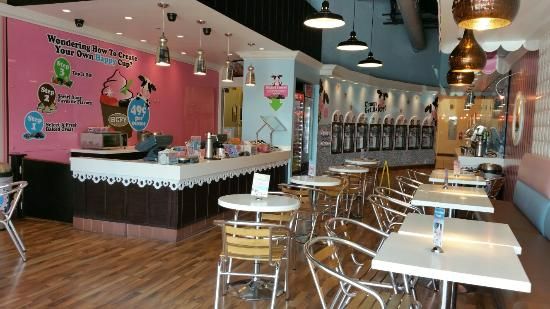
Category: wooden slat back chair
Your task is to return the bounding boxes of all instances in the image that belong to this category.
[486,176,505,199]
[278,183,311,208]
[0,181,28,261]
[407,169,430,184]
[368,194,422,234]
[317,176,349,220]
[305,236,398,309]
[325,170,363,216]
[374,186,414,204]
[214,220,291,309]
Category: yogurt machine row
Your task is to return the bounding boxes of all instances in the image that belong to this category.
[330,111,434,154]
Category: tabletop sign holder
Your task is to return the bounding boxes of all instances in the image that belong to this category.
[443,168,449,190]
[432,207,446,254]
[251,172,270,199]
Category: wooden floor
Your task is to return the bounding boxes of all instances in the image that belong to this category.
[0,209,499,308]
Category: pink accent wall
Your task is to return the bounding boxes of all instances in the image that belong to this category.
[6,18,218,163]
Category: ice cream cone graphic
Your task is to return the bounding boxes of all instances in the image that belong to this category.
[100,70,134,136]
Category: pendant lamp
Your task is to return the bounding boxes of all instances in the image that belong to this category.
[155,2,170,66]
[357,0,382,68]
[337,0,367,51]
[245,65,255,87]
[449,30,486,73]
[194,20,207,76]
[447,71,475,86]
[222,33,234,82]
[304,1,345,29]
[452,0,519,31]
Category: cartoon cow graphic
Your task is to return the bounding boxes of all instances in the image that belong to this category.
[377,90,388,112]
[137,75,157,108]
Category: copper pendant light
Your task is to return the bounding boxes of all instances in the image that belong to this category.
[447,71,475,86]
[449,30,486,73]
[452,0,520,31]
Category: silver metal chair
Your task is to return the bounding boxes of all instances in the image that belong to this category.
[0,181,28,262]
[368,194,422,233]
[407,169,430,183]
[305,236,417,309]
[486,176,505,199]
[396,176,423,197]
[374,186,414,204]
[214,220,292,309]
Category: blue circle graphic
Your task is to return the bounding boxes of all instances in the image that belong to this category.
[127,97,150,132]
[24,111,44,134]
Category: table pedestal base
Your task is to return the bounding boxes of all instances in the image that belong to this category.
[230,279,284,301]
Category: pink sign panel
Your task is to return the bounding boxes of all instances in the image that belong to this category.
[7,19,218,163]
[264,85,289,98]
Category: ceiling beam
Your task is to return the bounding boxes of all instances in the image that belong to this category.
[7,0,91,6]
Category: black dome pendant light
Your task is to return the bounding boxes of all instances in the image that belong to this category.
[358,0,382,68]
[304,1,345,29]
[337,0,367,51]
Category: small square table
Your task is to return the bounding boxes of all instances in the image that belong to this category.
[372,233,531,309]
[399,213,522,255]
[411,184,494,216]
[429,169,486,187]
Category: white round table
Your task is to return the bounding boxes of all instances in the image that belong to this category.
[218,194,300,213]
[345,158,379,166]
[329,165,370,173]
[290,175,341,187]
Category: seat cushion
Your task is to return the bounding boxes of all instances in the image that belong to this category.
[513,180,550,237]
[517,153,550,199]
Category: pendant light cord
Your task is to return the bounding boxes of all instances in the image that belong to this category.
[161,5,165,34]
[199,27,202,49]
[352,0,356,31]
[226,36,230,56]
[370,0,375,47]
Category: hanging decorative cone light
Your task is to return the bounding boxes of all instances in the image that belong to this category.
[156,33,170,66]
[245,65,255,86]
[222,33,234,82]
[452,0,520,31]
[194,50,206,75]
[447,71,475,86]
[304,0,345,29]
[357,52,383,68]
[449,30,486,73]
[155,2,170,66]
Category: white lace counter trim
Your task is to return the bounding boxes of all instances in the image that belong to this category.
[72,160,288,190]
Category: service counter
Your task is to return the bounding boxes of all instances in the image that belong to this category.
[69,151,290,241]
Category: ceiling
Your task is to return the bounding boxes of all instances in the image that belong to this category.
[19,0,289,67]
[439,0,548,53]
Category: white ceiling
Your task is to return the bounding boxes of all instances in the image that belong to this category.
[439,0,549,53]
[21,0,288,67]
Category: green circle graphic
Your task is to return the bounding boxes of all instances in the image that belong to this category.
[54,57,71,80]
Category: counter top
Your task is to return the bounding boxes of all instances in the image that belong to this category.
[455,148,504,169]
[71,147,139,154]
[70,151,291,190]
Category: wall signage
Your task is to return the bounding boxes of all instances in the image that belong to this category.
[37,83,57,114]
[264,74,288,111]
[23,111,45,140]
[127,97,150,132]
[52,57,73,87]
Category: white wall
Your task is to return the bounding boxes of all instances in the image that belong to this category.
[534,31,550,157]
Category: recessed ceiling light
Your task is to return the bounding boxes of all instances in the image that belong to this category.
[140,39,147,42]
[116,32,123,35]
[124,16,133,20]
[329,76,334,79]
[62,9,71,13]
[259,47,265,51]
[228,52,233,56]
[180,51,187,55]
[342,79,347,82]
[354,82,358,85]
[177,35,184,38]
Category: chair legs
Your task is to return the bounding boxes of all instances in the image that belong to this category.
[214,259,223,309]
[1,220,26,261]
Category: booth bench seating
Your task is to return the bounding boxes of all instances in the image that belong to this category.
[481,153,550,308]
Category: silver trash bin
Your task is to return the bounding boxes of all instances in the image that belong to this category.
[0,163,12,230]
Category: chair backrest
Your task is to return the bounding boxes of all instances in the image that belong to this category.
[374,186,413,203]
[319,176,349,198]
[214,220,290,265]
[325,217,389,254]
[0,181,28,221]
[486,176,505,199]
[368,194,422,233]
[305,236,388,309]
[278,183,311,206]
[396,176,422,196]
[407,169,430,183]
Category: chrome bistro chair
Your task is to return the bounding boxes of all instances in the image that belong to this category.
[368,194,423,234]
[0,181,28,261]
[214,220,292,309]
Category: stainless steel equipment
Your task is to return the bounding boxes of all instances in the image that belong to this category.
[205,132,217,160]
[478,163,503,178]
[80,132,127,149]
